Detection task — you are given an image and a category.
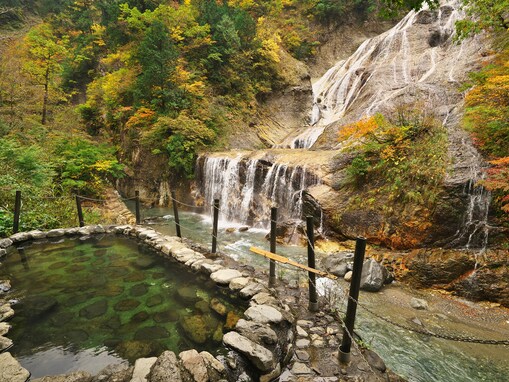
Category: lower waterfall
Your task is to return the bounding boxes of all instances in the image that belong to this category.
[196,155,320,228]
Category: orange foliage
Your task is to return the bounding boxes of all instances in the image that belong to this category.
[337,115,379,143]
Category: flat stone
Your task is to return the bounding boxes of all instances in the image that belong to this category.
[200,262,224,274]
[250,293,277,306]
[210,269,243,285]
[296,326,308,338]
[47,229,66,238]
[235,319,278,345]
[410,297,429,310]
[9,232,30,243]
[295,350,310,361]
[292,362,313,375]
[149,351,182,382]
[244,305,283,324]
[114,299,140,312]
[130,357,157,382]
[296,320,313,328]
[27,230,46,239]
[0,352,30,382]
[296,339,310,348]
[179,349,208,382]
[229,277,250,291]
[240,283,267,298]
[223,332,275,372]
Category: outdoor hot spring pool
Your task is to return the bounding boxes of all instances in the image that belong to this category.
[0,235,244,378]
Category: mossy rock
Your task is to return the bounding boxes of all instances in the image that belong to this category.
[210,298,227,316]
[115,340,164,362]
[131,311,150,323]
[195,300,210,314]
[96,285,124,298]
[225,311,241,330]
[179,315,210,344]
[48,261,68,270]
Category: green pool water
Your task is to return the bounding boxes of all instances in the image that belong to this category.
[0,235,244,378]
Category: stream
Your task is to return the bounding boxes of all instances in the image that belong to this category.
[135,205,509,382]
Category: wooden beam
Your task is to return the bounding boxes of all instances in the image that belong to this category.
[249,247,338,280]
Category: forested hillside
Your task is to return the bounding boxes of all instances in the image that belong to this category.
[0,0,507,236]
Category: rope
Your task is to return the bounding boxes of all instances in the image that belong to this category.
[170,196,201,209]
[351,296,509,346]
[76,195,107,203]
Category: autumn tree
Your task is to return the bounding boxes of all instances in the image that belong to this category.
[23,23,67,124]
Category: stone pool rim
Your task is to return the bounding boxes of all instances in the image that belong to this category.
[0,224,294,382]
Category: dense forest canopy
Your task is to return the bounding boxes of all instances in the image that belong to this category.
[0,0,508,235]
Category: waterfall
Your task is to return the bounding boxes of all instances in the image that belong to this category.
[198,155,320,228]
[447,133,491,252]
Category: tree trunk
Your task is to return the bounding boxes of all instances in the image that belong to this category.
[42,64,50,125]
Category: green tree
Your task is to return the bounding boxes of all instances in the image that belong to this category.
[134,20,180,113]
[456,0,509,40]
[23,23,68,124]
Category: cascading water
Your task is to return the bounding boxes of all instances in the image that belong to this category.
[197,155,320,228]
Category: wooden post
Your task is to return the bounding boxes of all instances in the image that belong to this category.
[171,191,181,238]
[339,237,366,363]
[135,190,141,225]
[307,216,318,312]
[75,195,85,227]
[13,190,21,234]
[211,199,219,254]
[269,207,277,287]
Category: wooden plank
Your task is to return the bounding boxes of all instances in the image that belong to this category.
[249,247,338,280]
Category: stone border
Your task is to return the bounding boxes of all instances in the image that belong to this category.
[0,225,294,382]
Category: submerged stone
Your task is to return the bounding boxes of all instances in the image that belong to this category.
[63,329,89,343]
[48,261,68,270]
[123,273,145,282]
[135,257,156,269]
[105,266,129,278]
[114,299,140,312]
[130,283,149,297]
[210,298,227,316]
[105,315,121,330]
[131,311,150,323]
[153,310,180,323]
[79,299,108,319]
[22,296,58,320]
[146,294,164,308]
[134,326,170,341]
[50,312,74,327]
[176,286,200,304]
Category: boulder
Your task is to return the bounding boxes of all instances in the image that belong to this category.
[0,304,15,322]
[179,350,208,382]
[223,332,275,372]
[149,351,182,382]
[360,259,386,292]
[179,315,210,344]
[322,251,354,277]
[200,351,226,381]
[130,357,157,382]
[91,364,133,382]
[0,335,13,351]
[47,229,66,238]
[240,283,267,299]
[229,277,250,291]
[9,232,30,243]
[0,322,11,336]
[0,238,13,249]
[210,269,243,285]
[0,280,11,293]
[0,352,30,382]
[244,305,283,324]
